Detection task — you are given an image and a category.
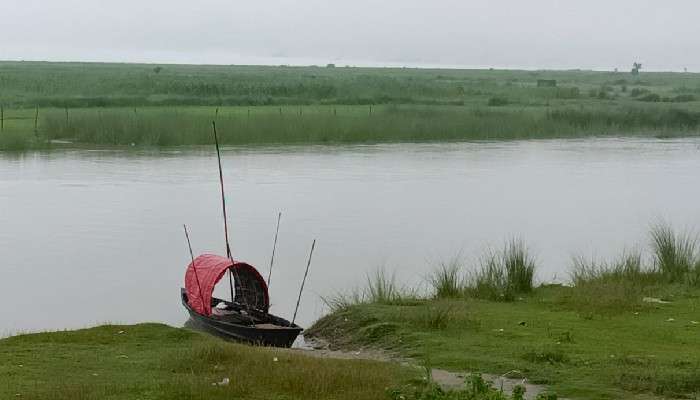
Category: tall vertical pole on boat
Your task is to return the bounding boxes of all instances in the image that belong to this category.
[292,239,316,325]
[266,212,282,288]
[183,224,206,306]
[212,121,237,304]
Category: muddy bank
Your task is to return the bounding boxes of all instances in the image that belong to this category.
[293,336,555,400]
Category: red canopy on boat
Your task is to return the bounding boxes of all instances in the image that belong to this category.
[185,254,270,316]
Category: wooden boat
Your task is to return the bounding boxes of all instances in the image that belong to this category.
[180,123,307,348]
[181,254,303,347]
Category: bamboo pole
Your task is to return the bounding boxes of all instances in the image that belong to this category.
[212,121,247,307]
[266,212,282,288]
[183,225,206,307]
[292,239,316,325]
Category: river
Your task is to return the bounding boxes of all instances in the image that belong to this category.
[1,138,699,335]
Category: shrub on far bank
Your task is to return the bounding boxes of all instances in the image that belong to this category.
[638,93,662,102]
[487,96,509,106]
[670,94,696,102]
[0,131,33,151]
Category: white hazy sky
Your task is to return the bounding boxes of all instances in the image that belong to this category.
[1,0,698,71]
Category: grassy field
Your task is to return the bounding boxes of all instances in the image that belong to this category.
[309,224,700,399]
[0,323,414,400]
[2,61,700,150]
[0,323,552,400]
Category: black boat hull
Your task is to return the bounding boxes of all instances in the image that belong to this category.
[181,289,303,348]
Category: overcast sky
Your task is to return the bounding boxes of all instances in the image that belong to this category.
[1,0,698,71]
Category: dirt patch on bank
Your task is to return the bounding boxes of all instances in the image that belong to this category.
[293,336,555,400]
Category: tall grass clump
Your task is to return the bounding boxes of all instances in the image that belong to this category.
[504,239,537,293]
[571,250,651,286]
[650,222,699,283]
[566,250,657,312]
[428,257,464,299]
[467,239,536,301]
[321,267,417,311]
[366,268,402,304]
[321,289,365,313]
[41,105,578,146]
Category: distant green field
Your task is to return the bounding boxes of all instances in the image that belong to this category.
[1,61,700,149]
[2,61,700,108]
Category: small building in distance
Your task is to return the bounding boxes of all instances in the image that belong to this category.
[537,79,557,87]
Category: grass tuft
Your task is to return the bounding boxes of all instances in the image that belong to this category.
[570,250,653,286]
[650,221,699,283]
[366,268,402,304]
[467,239,536,301]
[420,303,457,330]
[504,239,537,293]
[321,267,419,312]
[428,258,464,299]
[566,250,660,313]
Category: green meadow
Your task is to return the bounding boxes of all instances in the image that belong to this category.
[1,324,551,400]
[2,61,700,149]
[0,324,413,400]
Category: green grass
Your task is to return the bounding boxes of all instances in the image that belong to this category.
[0,323,420,400]
[0,324,546,400]
[2,61,700,109]
[309,286,700,399]
[565,251,661,314]
[561,223,700,315]
[2,61,700,149]
[429,258,464,299]
[322,267,420,313]
[650,222,700,283]
[426,239,537,302]
[0,130,34,151]
[309,225,700,399]
[418,240,538,303]
[21,103,700,147]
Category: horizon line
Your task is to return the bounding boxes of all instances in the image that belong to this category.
[1,58,696,74]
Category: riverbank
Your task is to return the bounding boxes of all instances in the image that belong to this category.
[1,323,553,400]
[2,104,700,151]
[0,323,413,400]
[307,225,700,399]
[2,61,700,150]
[2,224,699,399]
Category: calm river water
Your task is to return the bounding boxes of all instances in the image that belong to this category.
[1,138,699,336]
